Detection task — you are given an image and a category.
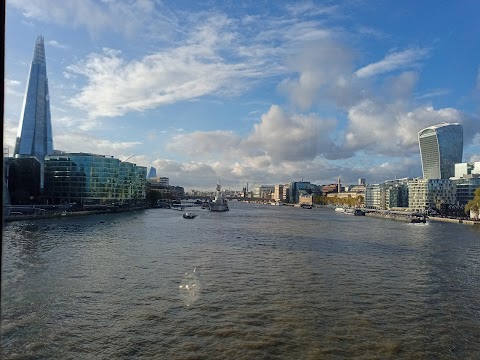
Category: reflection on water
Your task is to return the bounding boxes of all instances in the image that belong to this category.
[2,202,480,359]
[179,268,200,307]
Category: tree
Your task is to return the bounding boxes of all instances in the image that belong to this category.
[465,187,480,214]
[146,189,163,207]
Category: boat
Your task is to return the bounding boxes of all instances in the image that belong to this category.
[183,212,197,219]
[209,183,229,212]
[336,207,365,216]
[271,201,283,206]
[410,213,427,223]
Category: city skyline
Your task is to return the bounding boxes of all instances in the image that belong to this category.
[4,1,480,190]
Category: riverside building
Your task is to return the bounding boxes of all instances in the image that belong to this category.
[407,178,456,212]
[451,162,480,205]
[43,153,147,206]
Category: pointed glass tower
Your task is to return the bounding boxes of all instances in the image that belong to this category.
[14,36,54,187]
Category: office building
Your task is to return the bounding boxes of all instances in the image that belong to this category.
[14,36,54,187]
[365,184,383,209]
[4,156,41,204]
[418,123,463,179]
[451,162,480,205]
[147,167,157,179]
[454,162,480,178]
[274,184,284,201]
[43,153,147,206]
[250,185,275,199]
[288,181,321,204]
[158,177,169,187]
[408,178,456,211]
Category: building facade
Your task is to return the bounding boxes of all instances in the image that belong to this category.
[451,161,480,205]
[274,184,284,201]
[4,156,41,204]
[288,181,320,203]
[418,123,463,179]
[365,184,382,209]
[43,153,147,206]
[14,36,54,187]
[158,177,169,187]
[408,178,456,211]
[384,178,410,209]
[147,167,157,179]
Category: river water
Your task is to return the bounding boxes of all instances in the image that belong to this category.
[2,202,480,359]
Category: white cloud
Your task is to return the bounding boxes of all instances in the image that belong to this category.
[5,79,21,86]
[165,105,338,162]
[470,154,480,162]
[355,48,429,78]
[54,131,141,155]
[279,39,356,109]
[9,0,163,38]
[244,105,338,161]
[152,158,219,188]
[47,39,68,49]
[3,118,19,151]
[415,88,451,100]
[166,131,242,158]
[66,14,282,118]
[286,2,338,17]
[4,78,24,97]
[344,100,476,156]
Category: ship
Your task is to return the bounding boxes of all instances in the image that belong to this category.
[209,183,229,212]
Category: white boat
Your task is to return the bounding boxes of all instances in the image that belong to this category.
[271,201,283,206]
[183,212,197,219]
[336,207,365,216]
[209,183,229,212]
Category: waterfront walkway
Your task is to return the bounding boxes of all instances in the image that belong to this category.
[363,208,479,225]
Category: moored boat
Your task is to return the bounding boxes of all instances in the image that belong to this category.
[353,209,365,216]
[410,213,427,223]
[271,201,283,206]
[209,183,229,212]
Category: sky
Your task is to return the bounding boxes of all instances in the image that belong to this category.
[3,0,480,190]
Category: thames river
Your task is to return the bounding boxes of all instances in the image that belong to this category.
[2,202,480,359]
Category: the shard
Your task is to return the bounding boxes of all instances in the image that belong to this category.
[14,36,54,186]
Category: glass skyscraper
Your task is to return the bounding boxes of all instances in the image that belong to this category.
[14,36,54,186]
[44,153,147,206]
[418,123,463,179]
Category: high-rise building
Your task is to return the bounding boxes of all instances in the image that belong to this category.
[147,167,157,178]
[14,36,54,187]
[418,123,463,179]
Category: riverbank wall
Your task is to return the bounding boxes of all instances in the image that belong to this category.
[3,206,148,222]
[363,209,479,226]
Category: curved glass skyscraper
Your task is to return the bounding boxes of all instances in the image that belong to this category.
[14,36,54,187]
[418,123,463,179]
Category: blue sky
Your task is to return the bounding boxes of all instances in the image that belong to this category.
[4,0,480,190]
